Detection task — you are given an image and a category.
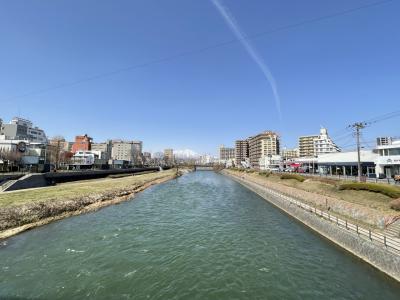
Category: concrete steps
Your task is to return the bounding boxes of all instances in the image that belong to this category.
[0,179,18,192]
[385,220,400,238]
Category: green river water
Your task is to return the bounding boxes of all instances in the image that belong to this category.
[0,171,399,299]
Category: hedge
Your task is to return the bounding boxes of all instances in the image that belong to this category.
[338,182,400,199]
[280,174,305,182]
[389,199,400,211]
[258,171,271,177]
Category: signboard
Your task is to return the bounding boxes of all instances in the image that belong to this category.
[377,156,400,165]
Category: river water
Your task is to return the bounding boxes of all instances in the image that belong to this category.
[1,171,399,299]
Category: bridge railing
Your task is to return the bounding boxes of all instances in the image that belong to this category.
[229,173,400,256]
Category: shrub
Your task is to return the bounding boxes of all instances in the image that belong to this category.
[338,182,400,199]
[389,199,400,211]
[258,171,271,177]
[280,174,305,182]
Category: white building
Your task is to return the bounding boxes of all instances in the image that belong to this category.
[198,154,215,165]
[0,117,47,144]
[71,151,97,166]
[299,128,340,158]
[259,155,283,171]
[375,137,400,178]
[314,128,340,156]
[317,150,378,176]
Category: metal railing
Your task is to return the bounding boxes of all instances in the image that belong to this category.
[229,173,400,255]
[300,172,399,185]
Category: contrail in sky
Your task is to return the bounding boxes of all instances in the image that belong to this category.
[210,0,282,117]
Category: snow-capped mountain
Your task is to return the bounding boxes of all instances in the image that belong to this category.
[174,149,200,159]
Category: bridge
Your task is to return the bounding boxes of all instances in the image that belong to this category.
[193,165,217,171]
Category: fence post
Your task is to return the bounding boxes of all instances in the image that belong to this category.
[384,235,387,247]
[345,220,348,229]
[356,225,359,234]
[336,216,339,225]
[369,229,371,240]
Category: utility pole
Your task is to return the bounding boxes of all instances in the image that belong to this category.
[349,122,366,182]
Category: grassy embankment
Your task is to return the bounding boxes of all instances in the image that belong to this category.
[226,169,400,228]
[0,169,177,238]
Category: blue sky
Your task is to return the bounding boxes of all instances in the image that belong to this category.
[0,0,399,154]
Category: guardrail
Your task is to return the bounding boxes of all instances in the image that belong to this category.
[229,173,400,255]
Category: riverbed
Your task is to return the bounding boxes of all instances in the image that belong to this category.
[1,171,399,299]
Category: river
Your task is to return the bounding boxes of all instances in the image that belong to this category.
[1,171,399,299]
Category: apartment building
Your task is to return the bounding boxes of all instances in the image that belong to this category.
[164,149,174,164]
[248,131,280,169]
[219,145,235,161]
[299,135,318,157]
[299,128,340,157]
[314,128,340,155]
[111,140,134,162]
[235,139,249,167]
[91,140,112,160]
[281,148,299,160]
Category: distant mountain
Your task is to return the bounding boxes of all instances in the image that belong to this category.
[174,149,200,159]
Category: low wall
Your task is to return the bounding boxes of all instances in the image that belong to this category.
[5,168,160,191]
[222,171,400,283]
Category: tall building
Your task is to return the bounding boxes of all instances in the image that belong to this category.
[0,117,47,144]
[111,140,139,162]
[71,134,92,153]
[314,128,340,155]
[299,135,318,157]
[91,140,112,160]
[248,131,280,169]
[235,139,249,167]
[219,145,235,161]
[164,149,174,164]
[299,128,340,157]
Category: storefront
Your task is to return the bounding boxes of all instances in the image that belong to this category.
[317,151,378,177]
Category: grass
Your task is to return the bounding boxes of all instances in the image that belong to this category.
[338,182,400,199]
[0,170,175,208]
[280,173,305,182]
[228,169,397,213]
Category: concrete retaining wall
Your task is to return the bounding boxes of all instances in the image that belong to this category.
[4,168,160,191]
[223,171,400,283]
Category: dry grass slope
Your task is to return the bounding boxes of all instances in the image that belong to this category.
[0,170,175,207]
[0,170,176,232]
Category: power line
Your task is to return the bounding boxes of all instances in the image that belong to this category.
[363,109,400,125]
[1,0,395,103]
